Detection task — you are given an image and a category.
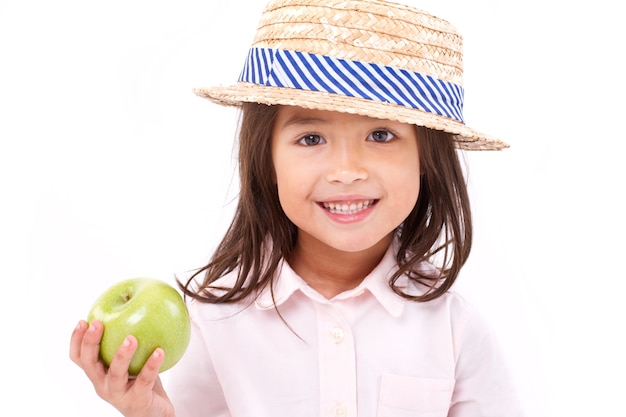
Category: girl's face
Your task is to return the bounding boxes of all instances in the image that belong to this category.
[271,106,421,254]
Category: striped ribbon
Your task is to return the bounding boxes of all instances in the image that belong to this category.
[238,47,465,123]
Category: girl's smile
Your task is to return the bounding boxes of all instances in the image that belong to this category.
[318,198,378,223]
[320,198,376,214]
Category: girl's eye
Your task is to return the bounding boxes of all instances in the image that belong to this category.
[367,130,395,143]
[298,134,325,146]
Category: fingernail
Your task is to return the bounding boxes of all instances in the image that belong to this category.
[122,337,131,348]
[87,322,96,332]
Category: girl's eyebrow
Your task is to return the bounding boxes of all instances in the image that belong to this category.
[281,115,326,128]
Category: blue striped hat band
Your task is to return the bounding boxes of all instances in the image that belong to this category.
[238,47,465,124]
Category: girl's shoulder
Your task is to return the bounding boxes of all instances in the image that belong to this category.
[398,266,480,334]
[420,287,500,353]
[404,283,474,324]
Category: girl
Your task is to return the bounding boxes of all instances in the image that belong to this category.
[70,0,522,416]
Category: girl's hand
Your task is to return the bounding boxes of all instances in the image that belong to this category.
[69,320,176,417]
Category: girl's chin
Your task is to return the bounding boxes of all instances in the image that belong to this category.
[311,234,394,255]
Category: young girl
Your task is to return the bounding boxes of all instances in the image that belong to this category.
[70,0,522,416]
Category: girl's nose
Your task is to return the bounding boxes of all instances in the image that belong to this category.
[325,144,368,184]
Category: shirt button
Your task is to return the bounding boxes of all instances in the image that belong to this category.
[333,404,347,417]
[330,327,345,343]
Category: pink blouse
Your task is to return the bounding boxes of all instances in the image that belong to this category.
[165,242,523,417]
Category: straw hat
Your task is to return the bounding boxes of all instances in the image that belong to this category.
[194,0,508,150]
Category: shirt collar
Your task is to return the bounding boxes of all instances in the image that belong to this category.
[255,240,406,317]
[254,259,305,310]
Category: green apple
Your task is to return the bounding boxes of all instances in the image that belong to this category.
[87,277,191,375]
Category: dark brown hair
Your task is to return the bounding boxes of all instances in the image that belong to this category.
[178,102,472,303]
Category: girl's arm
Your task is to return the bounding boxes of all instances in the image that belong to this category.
[69,320,176,417]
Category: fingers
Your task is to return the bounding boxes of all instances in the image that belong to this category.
[69,320,173,416]
[69,320,104,372]
[77,320,108,385]
[107,335,138,397]
[69,320,88,365]
[81,321,105,366]
[108,346,167,416]
[132,348,165,393]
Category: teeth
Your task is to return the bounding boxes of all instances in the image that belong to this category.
[322,200,374,214]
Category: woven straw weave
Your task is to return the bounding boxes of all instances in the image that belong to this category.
[255,0,464,85]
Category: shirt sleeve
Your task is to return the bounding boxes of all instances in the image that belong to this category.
[448,304,525,417]
[164,314,231,417]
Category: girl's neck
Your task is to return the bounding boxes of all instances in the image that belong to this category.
[288,233,393,299]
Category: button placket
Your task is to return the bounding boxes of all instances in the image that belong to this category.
[316,303,357,417]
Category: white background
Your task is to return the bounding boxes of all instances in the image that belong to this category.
[1,0,624,416]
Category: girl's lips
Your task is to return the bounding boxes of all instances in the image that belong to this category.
[320,199,377,215]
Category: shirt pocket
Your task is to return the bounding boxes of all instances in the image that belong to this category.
[377,374,455,417]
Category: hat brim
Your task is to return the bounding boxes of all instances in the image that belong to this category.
[194,83,508,151]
